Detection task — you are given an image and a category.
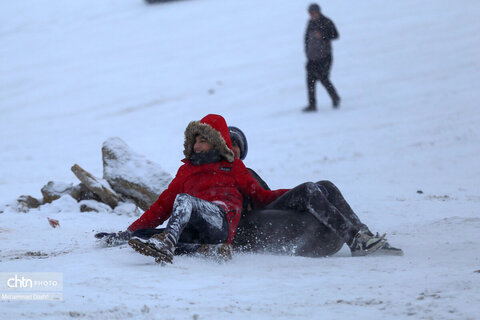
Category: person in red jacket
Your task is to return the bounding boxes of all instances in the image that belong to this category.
[127,114,288,264]
[103,114,390,264]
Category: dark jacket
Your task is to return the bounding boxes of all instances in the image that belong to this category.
[127,114,288,243]
[304,15,339,61]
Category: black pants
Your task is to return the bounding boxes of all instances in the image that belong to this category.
[316,180,369,233]
[132,194,229,253]
[266,181,368,244]
[306,56,340,107]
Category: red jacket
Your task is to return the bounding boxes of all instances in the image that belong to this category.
[127,114,288,243]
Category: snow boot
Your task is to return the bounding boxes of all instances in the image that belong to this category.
[332,96,341,109]
[197,243,233,262]
[302,105,317,112]
[128,231,176,264]
[348,230,386,257]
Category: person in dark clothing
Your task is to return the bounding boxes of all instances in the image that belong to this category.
[229,126,403,257]
[303,3,341,112]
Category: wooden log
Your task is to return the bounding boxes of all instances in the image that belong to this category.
[71,164,120,208]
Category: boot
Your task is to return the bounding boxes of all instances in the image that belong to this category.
[197,243,233,262]
[332,96,341,109]
[302,105,317,112]
[128,231,176,264]
[348,230,386,257]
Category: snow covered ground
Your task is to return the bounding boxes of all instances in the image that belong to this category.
[1,0,479,318]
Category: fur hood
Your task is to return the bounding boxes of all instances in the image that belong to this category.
[183,114,235,163]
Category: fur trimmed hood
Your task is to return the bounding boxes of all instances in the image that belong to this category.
[183,114,235,163]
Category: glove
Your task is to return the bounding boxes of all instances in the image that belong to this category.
[95,230,132,247]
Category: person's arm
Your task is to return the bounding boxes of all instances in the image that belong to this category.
[127,166,184,232]
[304,21,312,52]
[326,19,339,40]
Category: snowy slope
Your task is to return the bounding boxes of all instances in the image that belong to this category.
[1,0,479,319]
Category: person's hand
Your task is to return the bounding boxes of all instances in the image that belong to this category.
[314,31,322,39]
[95,230,132,247]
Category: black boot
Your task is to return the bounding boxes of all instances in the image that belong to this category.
[332,96,341,109]
[302,105,317,112]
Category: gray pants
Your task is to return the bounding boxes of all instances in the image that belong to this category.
[165,193,229,245]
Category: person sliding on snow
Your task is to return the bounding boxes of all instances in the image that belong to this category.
[126,114,288,264]
[228,126,403,256]
[102,115,397,263]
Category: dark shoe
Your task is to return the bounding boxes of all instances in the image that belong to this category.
[128,231,175,264]
[332,97,341,108]
[349,230,386,257]
[197,243,233,262]
[302,105,317,112]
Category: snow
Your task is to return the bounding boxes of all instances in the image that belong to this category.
[1,0,479,319]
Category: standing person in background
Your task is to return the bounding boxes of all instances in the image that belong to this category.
[303,3,341,112]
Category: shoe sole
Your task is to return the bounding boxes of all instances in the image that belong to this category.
[128,238,173,264]
[369,248,404,256]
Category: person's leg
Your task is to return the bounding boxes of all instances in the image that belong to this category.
[315,180,370,233]
[129,193,229,263]
[316,180,404,256]
[266,182,387,256]
[318,56,340,107]
[266,182,359,244]
[165,193,229,244]
[306,61,317,110]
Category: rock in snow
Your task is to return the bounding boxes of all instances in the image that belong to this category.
[102,137,172,210]
[16,195,42,213]
[41,181,100,204]
[41,181,75,204]
[10,137,170,214]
